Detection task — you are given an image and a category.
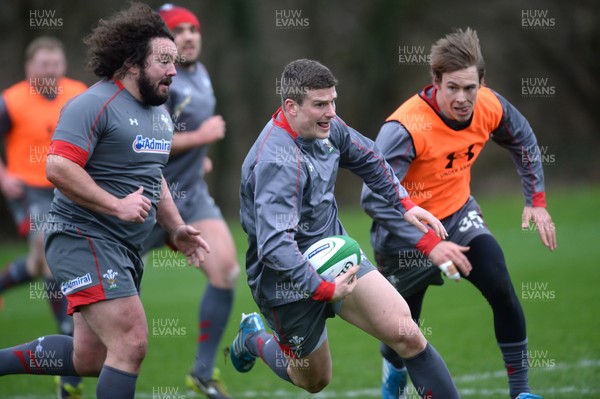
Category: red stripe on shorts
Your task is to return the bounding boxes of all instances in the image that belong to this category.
[65,231,106,314]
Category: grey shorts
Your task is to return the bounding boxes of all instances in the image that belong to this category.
[260,255,376,358]
[142,180,222,253]
[375,197,493,297]
[45,223,143,314]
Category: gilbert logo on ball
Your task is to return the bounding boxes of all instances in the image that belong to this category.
[303,235,361,278]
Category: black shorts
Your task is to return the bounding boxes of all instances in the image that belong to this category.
[375,196,493,297]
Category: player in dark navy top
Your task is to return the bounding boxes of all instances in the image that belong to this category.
[230,59,461,398]
[0,4,209,399]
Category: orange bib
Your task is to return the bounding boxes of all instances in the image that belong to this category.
[3,77,86,187]
[387,87,503,219]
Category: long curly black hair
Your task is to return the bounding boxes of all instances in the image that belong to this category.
[84,2,174,79]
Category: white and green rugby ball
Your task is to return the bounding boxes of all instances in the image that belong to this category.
[303,235,361,278]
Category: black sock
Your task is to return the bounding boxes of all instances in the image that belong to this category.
[246,331,292,382]
[499,339,530,399]
[0,335,77,376]
[403,343,459,399]
[193,284,233,380]
[96,365,137,399]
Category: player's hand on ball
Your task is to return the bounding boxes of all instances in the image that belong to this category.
[428,241,471,280]
[404,206,448,239]
[329,265,359,302]
[172,225,211,268]
[116,186,152,223]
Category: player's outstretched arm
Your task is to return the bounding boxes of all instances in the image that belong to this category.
[155,175,210,266]
[522,206,557,251]
[170,225,210,267]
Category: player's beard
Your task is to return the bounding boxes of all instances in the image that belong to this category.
[178,58,196,69]
[138,69,171,106]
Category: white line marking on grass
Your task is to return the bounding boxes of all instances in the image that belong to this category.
[5,359,600,399]
[7,385,600,399]
[455,358,600,383]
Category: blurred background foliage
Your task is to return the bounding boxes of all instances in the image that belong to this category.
[0,0,597,240]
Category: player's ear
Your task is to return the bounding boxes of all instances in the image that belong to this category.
[122,57,140,77]
[128,64,140,76]
[433,74,442,90]
[283,98,298,117]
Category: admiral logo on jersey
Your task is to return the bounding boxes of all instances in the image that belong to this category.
[132,135,172,154]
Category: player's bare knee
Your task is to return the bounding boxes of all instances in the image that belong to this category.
[218,258,239,285]
[120,336,148,366]
[293,373,330,394]
[226,262,240,286]
[117,325,148,365]
[206,259,239,288]
[388,319,426,357]
[74,346,106,376]
[402,330,427,352]
[288,361,331,393]
[300,376,330,393]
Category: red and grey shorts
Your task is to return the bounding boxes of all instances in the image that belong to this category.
[45,224,143,315]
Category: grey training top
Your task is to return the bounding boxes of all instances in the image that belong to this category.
[162,62,215,195]
[49,79,174,252]
[240,108,414,307]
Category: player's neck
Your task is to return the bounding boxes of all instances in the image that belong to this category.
[119,75,143,103]
[281,109,299,134]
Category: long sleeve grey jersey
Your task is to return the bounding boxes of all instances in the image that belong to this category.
[240,108,415,307]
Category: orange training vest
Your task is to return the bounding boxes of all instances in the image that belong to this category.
[386,87,503,219]
[3,77,87,187]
